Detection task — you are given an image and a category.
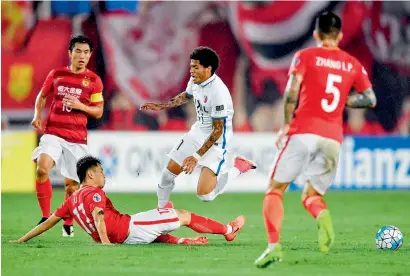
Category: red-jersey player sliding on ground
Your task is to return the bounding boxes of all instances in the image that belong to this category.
[255,12,377,268]
[10,156,245,246]
[31,36,104,237]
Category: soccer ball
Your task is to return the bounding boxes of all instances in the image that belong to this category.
[375,225,403,250]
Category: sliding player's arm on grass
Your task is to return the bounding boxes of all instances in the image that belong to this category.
[9,215,61,243]
[140,79,194,111]
[92,207,112,245]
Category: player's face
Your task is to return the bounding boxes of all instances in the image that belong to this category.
[190,59,212,84]
[92,165,106,188]
[69,43,92,70]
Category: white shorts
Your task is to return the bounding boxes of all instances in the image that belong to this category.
[123,208,180,244]
[32,134,89,182]
[271,134,340,195]
[168,128,229,175]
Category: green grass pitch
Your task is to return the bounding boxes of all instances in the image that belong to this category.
[2,191,409,276]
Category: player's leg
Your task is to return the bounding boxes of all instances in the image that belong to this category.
[301,137,340,252]
[157,159,182,208]
[255,135,309,268]
[159,133,198,208]
[61,177,78,237]
[35,153,55,223]
[154,233,208,245]
[212,155,257,196]
[175,209,245,242]
[32,134,63,224]
[59,141,87,237]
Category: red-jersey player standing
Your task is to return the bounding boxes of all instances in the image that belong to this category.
[10,156,245,246]
[255,12,377,268]
[31,36,104,237]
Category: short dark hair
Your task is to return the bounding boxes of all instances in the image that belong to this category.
[69,35,93,52]
[190,46,219,74]
[76,156,101,183]
[316,12,342,39]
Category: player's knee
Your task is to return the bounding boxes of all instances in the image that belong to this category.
[36,166,49,181]
[175,209,191,225]
[267,180,288,194]
[197,191,217,202]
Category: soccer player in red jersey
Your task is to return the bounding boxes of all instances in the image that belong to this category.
[10,156,245,245]
[31,36,104,237]
[255,12,377,268]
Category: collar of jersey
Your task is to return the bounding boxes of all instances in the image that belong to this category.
[199,74,216,87]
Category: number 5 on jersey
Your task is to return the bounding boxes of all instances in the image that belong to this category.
[322,74,342,113]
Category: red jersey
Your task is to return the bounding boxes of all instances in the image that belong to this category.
[287,46,372,143]
[41,67,104,144]
[54,185,130,244]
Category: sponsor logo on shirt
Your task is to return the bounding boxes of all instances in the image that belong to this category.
[216,105,224,111]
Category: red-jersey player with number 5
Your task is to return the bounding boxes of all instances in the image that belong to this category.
[255,12,377,268]
[31,36,104,238]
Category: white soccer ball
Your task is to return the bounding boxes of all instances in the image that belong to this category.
[375,225,403,250]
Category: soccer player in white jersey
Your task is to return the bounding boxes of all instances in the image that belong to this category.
[141,47,256,208]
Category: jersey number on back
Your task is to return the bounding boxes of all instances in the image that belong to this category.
[322,74,342,113]
[73,203,96,234]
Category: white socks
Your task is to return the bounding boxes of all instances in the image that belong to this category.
[157,168,177,208]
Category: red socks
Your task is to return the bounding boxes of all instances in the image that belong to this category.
[187,213,227,235]
[35,179,52,218]
[263,191,284,244]
[155,234,180,244]
[63,192,74,226]
[303,195,327,218]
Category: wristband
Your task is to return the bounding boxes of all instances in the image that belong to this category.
[193,152,201,160]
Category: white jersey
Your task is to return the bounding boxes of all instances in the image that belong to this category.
[185,74,234,147]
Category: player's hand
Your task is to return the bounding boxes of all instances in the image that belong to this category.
[31,116,42,131]
[9,239,23,243]
[275,125,290,149]
[102,242,114,246]
[140,103,164,111]
[182,156,198,174]
[63,95,84,111]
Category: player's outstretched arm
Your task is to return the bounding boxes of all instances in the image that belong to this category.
[92,207,112,245]
[9,215,61,243]
[140,92,191,111]
[346,88,377,108]
[182,119,223,174]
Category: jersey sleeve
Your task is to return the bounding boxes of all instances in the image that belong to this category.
[90,76,104,105]
[211,89,228,119]
[185,78,194,98]
[288,51,307,77]
[40,69,55,96]
[86,189,107,213]
[353,62,372,93]
[54,199,71,219]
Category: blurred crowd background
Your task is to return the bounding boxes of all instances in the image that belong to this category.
[2,1,410,135]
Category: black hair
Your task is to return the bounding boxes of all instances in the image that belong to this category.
[76,155,102,183]
[69,35,94,52]
[190,46,220,74]
[316,12,342,39]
